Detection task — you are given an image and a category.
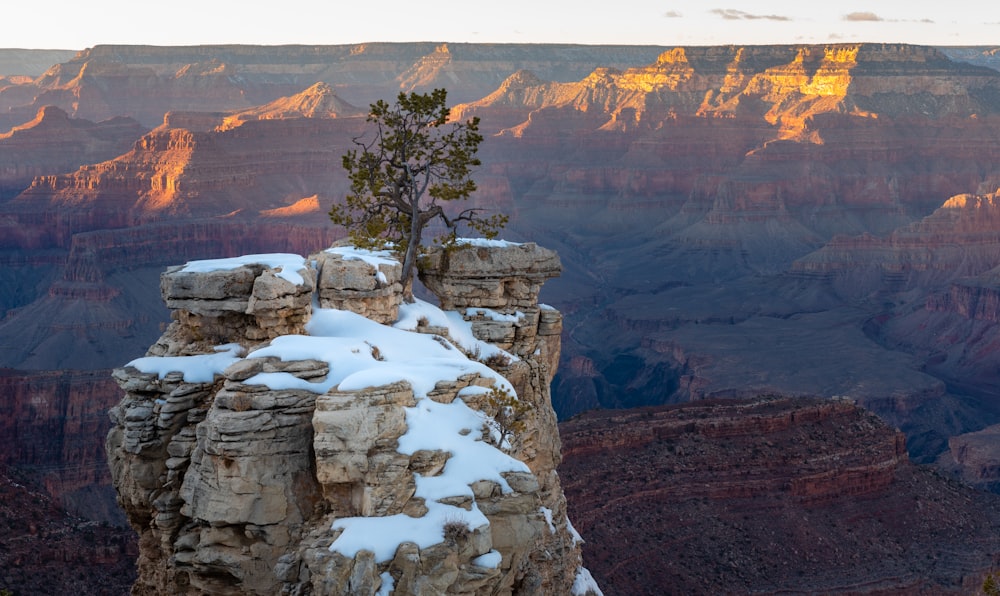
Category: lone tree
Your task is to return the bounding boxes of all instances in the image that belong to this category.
[330,88,507,302]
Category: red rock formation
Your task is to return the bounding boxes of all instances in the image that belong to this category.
[559,396,1000,594]
[793,192,1000,400]
[0,369,125,522]
[0,464,136,595]
[0,105,145,199]
[940,424,1000,491]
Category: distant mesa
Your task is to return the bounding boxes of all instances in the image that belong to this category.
[216,82,366,130]
[260,195,323,218]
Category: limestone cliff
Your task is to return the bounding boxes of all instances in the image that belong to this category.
[106,241,599,595]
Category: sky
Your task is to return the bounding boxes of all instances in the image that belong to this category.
[6,1,1000,49]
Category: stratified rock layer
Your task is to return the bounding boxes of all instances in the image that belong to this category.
[106,243,596,595]
[559,396,1000,594]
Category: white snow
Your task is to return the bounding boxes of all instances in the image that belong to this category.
[567,517,584,545]
[376,571,394,596]
[465,307,524,323]
[455,237,521,248]
[395,299,518,364]
[398,397,529,500]
[179,253,308,285]
[472,550,502,569]
[128,344,244,383]
[330,370,529,563]
[572,566,604,596]
[540,506,556,534]
[243,307,513,396]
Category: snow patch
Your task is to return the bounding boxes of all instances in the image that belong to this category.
[128,344,243,383]
[472,550,502,569]
[179,253,308,285]
[455,237,521,248]
[540,506,556,534]
[376,571,394,596]
[572,566,604,596]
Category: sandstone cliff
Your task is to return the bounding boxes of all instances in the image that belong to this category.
[106,241,599,595]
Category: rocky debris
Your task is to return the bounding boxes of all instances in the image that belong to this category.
[559,395,1000,594]
[106,243,598,595]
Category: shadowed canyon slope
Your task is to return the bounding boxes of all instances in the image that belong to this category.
[4,42,1000,545]
[559,396,1000,594]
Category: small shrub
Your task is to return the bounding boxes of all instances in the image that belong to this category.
[984,572,1000,596]
[367,341,385,361]
[483,385,531,451]
[443,518,471,542]
[480,351,512,369]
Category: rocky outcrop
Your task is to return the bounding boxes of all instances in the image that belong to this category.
[0,85,368,242]
[106,242,597,595]
[794,191,1000,402]
[941,424,1000,491]
[559,395,1000,594]
[791,191,1000,298]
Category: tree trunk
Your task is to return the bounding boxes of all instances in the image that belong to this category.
[400,211,423,303]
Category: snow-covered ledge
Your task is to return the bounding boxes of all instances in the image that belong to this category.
[107,242,601,596]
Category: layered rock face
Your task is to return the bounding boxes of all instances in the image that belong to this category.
[559,396,1000,594]
[0,43,670,129]
[0,105,146,200]
[0,369,127,522]
[106,242,597,595]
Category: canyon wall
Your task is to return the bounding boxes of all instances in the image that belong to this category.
[559,396,1000,594]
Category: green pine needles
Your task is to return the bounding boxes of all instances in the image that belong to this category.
[330,88,508,301]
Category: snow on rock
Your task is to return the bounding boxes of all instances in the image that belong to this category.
[180,252,309,285]
[127,343,244,383]
[573,566,605,596]
[107,243,600,595]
